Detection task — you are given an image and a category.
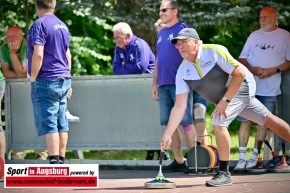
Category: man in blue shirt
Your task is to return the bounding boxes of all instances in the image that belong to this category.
[112,22,155,75]
[152,0,208,172]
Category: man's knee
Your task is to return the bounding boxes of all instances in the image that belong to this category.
[193,103,206,123]
[213,125,227,134]
[182,124,192,131]
[263,113,276,128]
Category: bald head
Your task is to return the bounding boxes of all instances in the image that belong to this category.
[6,26,24,43]
[259,7,278,32]
[261,7,278,16]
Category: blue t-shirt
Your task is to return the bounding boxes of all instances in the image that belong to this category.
[156,21,191,87]
[112,35,155,75]
[27,14,71,79]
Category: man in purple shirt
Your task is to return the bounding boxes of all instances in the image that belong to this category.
[112,22,155,75]
[152,0,208,172]
[27,0,71,164]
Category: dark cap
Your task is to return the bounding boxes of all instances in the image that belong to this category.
[171,28,200,44]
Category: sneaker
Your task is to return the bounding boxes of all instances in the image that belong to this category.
[233,159,247,171]
[276,157,288,169]
[266,157,281,169]
[163,159,186,172]
[246,158,257,169]
[205,171,233,187]
[253,161,265,169]
[66,110,80,122]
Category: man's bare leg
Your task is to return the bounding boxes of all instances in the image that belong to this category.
[214,126,231,161]
[58,131,68,164]
[239,121,252,148]
[195,122,207,145]
[263,113,290,142]
[46,133,60,164]
[59,132,68,157]
[171,127,183,164]
[184,124,196,150]
[235,121,252,169]
[206,126,232,187]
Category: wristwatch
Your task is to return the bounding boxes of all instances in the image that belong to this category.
[275,67,281,73]
[221,96,231,103]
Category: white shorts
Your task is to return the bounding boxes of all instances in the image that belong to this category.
[212,97,270,127]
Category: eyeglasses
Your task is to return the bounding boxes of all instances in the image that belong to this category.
[175,38,192,49]
[113,34,127,42]
[159,8,175,13]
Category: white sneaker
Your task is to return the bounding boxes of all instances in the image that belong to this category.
[246,158,257,169]
[233,159,247,170]
[66,110,80,122]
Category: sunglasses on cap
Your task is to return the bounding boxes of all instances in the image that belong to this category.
[159,8,175,13]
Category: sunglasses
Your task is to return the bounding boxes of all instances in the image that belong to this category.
[159,8,175,13]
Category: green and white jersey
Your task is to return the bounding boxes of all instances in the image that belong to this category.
[176,44,256,104]
[1,39,27,71]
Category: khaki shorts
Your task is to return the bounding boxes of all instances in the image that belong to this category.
[212,97,270,127]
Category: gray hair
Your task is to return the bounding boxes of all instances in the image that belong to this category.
[112,22,133,36]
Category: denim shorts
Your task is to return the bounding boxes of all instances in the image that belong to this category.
[212,97,270,127]
[158,85,193,125]
[31,78,71,136]
[237,95,276,122]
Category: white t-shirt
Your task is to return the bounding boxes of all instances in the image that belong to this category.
[176,44,256,104]
[239,28,290,96]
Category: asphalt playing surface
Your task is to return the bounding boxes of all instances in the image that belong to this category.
[1,168,290,192]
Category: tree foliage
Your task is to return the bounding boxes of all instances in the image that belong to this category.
[0,0,289,75]
[0,0,116,75]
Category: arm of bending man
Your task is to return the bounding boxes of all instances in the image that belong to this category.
[161,91,189,150]
[211,65,246,120]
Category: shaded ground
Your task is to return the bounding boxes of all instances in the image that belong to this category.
[1,169,290,193]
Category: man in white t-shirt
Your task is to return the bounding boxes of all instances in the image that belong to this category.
[234,6,290,170]
[160,27,290,187]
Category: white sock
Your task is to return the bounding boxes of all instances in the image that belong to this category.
[249,148,259,160]
[239,147,247,160]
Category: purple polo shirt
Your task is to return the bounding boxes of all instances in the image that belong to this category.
[112,35,155,75]
[27,14,71,79]
[156,21,191,87]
